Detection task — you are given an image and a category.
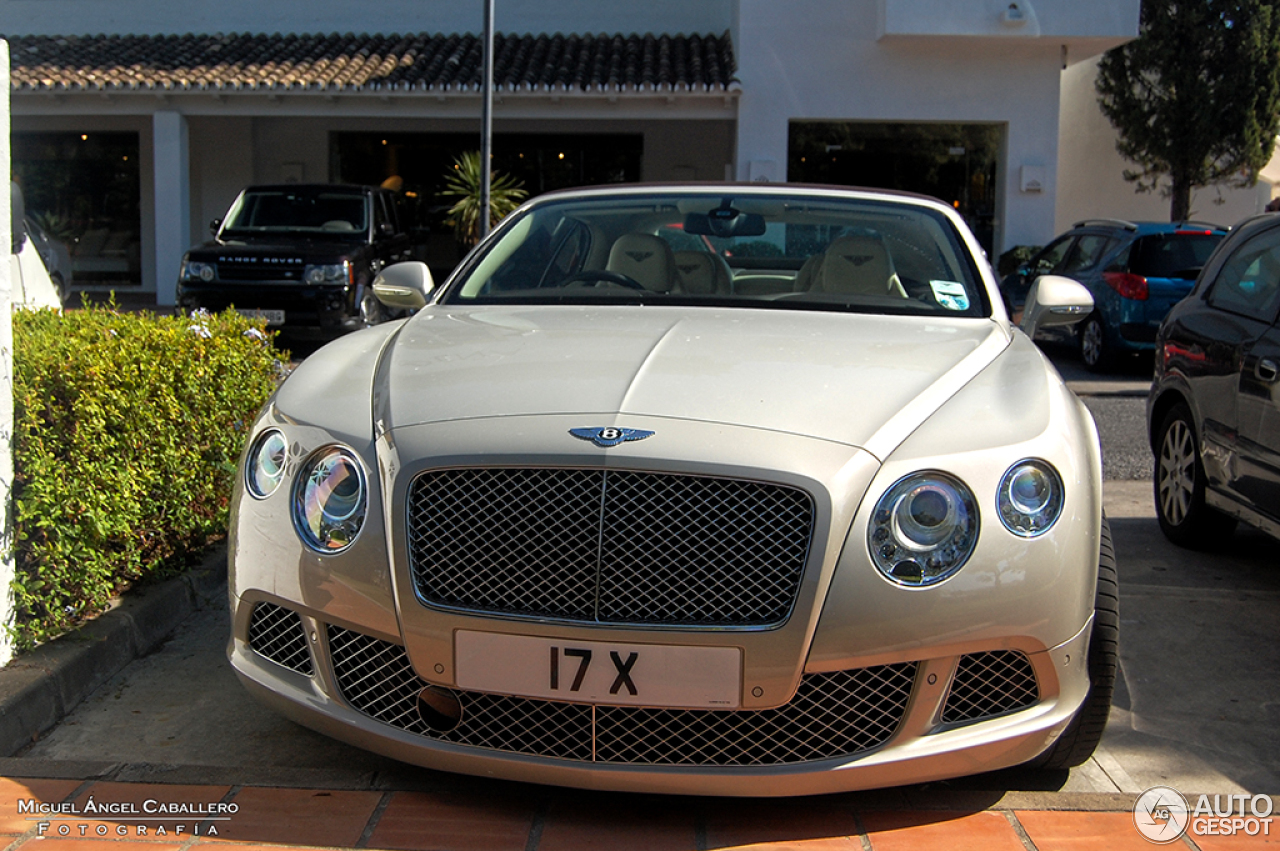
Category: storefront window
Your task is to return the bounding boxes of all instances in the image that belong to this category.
[13,132,142,287]
[789,122,1001,255]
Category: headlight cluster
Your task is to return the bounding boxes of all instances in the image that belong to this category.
[182,259,216,282]
[867,460,1064,587]
[246,430,288,498]
[293,447,367,552]
[245,432,368,554]
[997,460,1064,537]
[304,262,351,285]
[868,473,979,586]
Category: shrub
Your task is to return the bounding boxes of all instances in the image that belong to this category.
[10,305,286,649]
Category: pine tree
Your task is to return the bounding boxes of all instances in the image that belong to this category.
[1096,0,1280,221]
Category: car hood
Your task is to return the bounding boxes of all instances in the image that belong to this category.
[192,235,364,254]
[379,306,1010,456]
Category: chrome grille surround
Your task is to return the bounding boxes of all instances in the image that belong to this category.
[407,468,815,628]
[328,626,916,766]
[248,602,313,675]
[940,650,1040,725]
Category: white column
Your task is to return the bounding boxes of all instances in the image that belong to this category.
[0,41,16,664]
[152,111,190,308]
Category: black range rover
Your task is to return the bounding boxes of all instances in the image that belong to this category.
[177,183,424,336]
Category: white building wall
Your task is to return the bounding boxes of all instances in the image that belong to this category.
[1056,56,1273,234]
[735,0,1076,253]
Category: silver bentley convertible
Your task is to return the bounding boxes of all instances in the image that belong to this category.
[228,184,1116,796]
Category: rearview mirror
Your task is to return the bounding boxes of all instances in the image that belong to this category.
[684,210,767,238]
[1020,274,1094,338]
[372,261,435,310]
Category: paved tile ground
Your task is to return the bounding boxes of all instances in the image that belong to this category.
[7,776,1277,851]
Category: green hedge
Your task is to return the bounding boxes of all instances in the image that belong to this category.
[10,305,286,649]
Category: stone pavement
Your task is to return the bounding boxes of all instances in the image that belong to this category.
[3,774,1249,851]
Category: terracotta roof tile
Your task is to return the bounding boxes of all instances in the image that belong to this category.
[7,31,738,93]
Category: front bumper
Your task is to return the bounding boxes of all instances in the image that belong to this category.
[229,591,1091,796]
[176,281,362,335]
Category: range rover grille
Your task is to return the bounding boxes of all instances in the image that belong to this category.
[407,468,815,628]
[327,626,915,766]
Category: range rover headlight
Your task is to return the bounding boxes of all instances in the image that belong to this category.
[182,259,216,282]
[293,447,367,553]
[304,262,350,284]
[868,472,979,586]
[246,430,288,498]
[997,459,1064,537]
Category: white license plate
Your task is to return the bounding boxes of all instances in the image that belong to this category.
[236,308,285,325]
[454,631,742,709]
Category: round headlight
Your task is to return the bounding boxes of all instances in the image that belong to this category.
[868,472,979,587]
[293,447,367,553]
[246,430,288,498]
[998,460,1064,537]
[199,263,215,282]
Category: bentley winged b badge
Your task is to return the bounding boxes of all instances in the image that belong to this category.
[570,427,655,448]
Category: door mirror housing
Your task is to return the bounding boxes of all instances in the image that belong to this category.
[1021,274,1094,338]
[372,261,435,310]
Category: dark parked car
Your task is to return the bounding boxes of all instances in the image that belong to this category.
[177,183,424,336]
[1002,219,1227,371]
[1148,212,1280,547]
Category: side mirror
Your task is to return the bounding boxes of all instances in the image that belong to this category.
[11,182,26,255]
[378,222,395,236]
[1020,274,1094,338]
[372,261,435,310]
[209,218,222,236]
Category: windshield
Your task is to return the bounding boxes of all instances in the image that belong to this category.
[221,188,369,236]
[442,191,989,316]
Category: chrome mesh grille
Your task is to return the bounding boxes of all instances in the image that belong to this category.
[248,602,313,675]
[940,650,1040,724]
[407,468,814,628]
[327,626,915,766]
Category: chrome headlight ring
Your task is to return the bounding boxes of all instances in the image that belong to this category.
[868,471,979,587]
[997,459,1065,538]
[292,445,368,553]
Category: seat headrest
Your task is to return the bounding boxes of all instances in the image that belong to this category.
[607,233,679,293]
[674,250,729,295]
[818,234,895,295]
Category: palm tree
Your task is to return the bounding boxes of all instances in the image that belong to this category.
[441,152,527,246]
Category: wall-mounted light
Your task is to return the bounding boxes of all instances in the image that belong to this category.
[1002,2,1029,27]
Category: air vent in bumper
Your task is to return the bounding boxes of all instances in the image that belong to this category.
[328,626,915,766]
[248,602,313,676]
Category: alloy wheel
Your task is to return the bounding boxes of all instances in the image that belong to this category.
[1158,418,1195,526]
[1081,317,1105,369]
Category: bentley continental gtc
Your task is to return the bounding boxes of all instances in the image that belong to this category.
[228,184,1115,796]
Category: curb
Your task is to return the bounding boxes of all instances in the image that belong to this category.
[0,544,228,757]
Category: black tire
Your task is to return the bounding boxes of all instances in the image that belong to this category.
[1153,402,1237,548]
[1035,515,1119,770]
[1078,313,1112,373]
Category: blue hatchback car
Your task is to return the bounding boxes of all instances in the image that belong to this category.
[1001,219,1227,371]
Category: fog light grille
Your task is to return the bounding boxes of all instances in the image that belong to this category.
[327,626,915,766]
[940,650,1040,724]
[248,602,313,675]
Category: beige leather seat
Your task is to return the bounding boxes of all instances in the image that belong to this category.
[814,234,908,298]
[606,233,681,293]
[674,250,733,295]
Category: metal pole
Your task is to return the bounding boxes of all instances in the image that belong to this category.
[479,0,494,241]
